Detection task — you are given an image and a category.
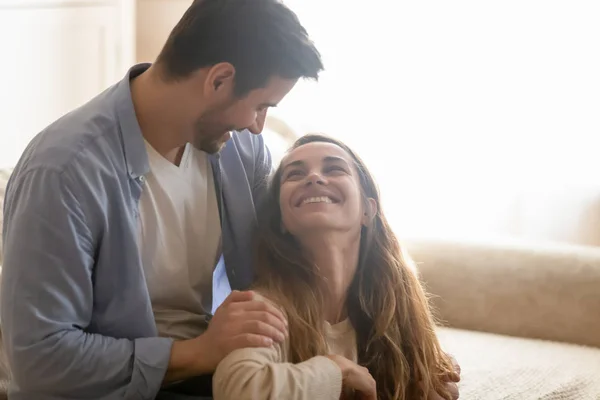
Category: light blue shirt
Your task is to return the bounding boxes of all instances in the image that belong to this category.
[0,64,272,400]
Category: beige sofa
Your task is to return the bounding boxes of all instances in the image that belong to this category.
[406,237,600,399]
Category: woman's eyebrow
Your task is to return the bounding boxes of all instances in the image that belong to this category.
[283,160,304,169]
[323,156,350,166]
[282,156,349,172]
[282,159,305,172]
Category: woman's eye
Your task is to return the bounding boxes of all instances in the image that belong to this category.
[285,170,303,179]
[325,165,346,174]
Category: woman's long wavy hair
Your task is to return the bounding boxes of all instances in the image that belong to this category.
[253,134,455,399]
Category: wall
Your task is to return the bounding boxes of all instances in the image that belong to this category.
[135,0,191,63]
[277,0,600,247]
[0,0,135,168]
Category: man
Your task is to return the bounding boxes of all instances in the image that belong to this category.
[1,1,321,399]
[1,0,460,399]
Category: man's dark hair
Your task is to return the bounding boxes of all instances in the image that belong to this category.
[155,0,324,96]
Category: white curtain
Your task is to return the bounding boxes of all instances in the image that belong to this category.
[272,0,600,246]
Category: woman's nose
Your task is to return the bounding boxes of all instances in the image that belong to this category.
[305,172,326,185]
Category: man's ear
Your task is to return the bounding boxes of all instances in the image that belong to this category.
[362,198,377,226]
[204,62,236,97]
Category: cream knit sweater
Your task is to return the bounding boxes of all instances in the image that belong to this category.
[212,298,357,400]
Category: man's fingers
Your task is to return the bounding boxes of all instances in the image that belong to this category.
[446,381,459,399]
[241,319,286,343]
[429,381,459,400]
[362,383,377,400]
[358,393,377,400]
[441,353,460,382]
[449,370,461,383]
[442,368,460,383]
[241,311,287,338]
[355,370,376,400]
[221,291,287,327]
[452,362,461,379]
[233,297,287,326]
[231,333,274,349]
[222,290,255,305]
[447,353,461,376]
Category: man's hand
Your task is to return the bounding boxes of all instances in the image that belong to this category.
[326,354,377,400]
[163,290,288,384]
[195,290,288,373]
[429,353,461,400]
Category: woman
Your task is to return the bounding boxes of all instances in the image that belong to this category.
[213,134,459,400]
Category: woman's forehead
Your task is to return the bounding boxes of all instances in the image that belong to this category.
[282,141,351,166]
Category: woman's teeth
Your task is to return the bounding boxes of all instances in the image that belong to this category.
[302,196,333,205]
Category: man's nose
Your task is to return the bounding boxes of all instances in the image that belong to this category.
[248,109,267,135]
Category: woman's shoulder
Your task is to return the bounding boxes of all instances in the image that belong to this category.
[217,290,292,362]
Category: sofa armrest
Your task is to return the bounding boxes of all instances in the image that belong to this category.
[404,237,600,348]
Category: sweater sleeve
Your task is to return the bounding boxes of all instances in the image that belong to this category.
[212,343,343,400]
[212,293,344,400]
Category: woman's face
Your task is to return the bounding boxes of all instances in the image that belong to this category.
[279,141,370,237]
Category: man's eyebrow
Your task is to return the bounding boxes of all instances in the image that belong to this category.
[260,102,278,108]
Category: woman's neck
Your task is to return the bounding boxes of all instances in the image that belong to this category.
[301,233,361,324]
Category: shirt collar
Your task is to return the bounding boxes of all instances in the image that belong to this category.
[115,63,152,179]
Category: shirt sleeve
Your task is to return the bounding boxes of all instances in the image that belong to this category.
[212,295,343,400]
[212,344,343,400]
[0,166,172,399]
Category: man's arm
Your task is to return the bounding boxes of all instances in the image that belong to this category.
[0,167,172,399]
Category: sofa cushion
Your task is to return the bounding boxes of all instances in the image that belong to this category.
[407,238,600,348]
[438,327,600,399]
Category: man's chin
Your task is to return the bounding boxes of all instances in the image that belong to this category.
[195,131,232,154]
[197,142,225,155]
[212,131,232,152]
[221,131,232,142]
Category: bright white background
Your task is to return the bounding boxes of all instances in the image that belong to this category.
[1,1,599,245]
[273,0,600,245]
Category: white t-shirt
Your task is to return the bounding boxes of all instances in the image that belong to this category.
[138,141,221,340]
